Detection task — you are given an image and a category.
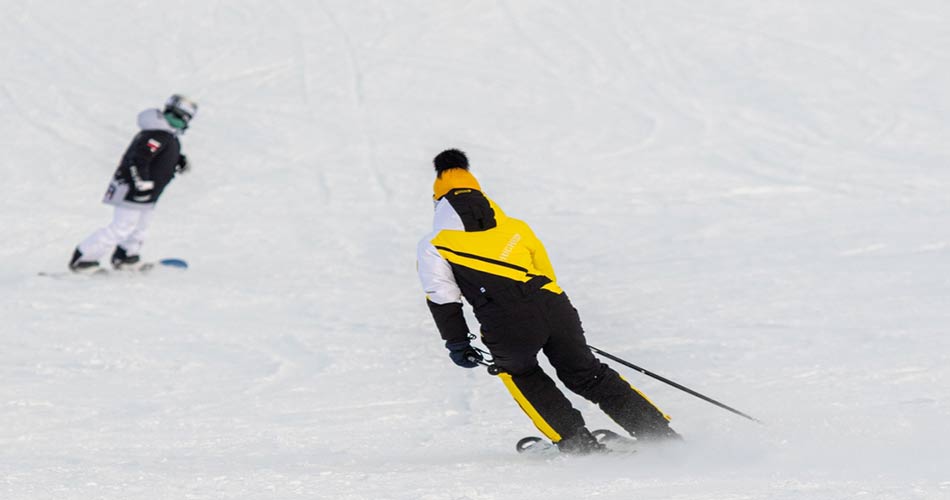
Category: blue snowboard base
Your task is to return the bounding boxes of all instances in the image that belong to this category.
[157,258,189,269]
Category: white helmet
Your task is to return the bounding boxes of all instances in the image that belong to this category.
[163,94,198,131]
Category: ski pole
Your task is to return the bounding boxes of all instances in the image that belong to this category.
[468,346,502,375]
[588,345,763,424]
[468,355,503,375]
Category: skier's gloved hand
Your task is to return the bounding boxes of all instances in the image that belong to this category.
[175,154,190,174]
[129,165,154,192]
[445,340,482,368]
[134,179,155,192]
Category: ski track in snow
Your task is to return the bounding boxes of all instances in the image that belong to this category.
[3,1,950,499]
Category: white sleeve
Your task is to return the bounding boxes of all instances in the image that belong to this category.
[417,235,462,305]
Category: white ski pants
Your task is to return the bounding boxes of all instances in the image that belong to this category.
[77,206,155,262]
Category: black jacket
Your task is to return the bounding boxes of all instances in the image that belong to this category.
[104,108,185,208]
[114,129,181,204]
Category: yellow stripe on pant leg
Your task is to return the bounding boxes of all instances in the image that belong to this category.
[620,375,672,422]
[498,372,562,442]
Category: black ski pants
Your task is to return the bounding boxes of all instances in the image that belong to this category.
[477,285,674,442]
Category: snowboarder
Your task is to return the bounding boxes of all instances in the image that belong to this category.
[69,95,198,272]
[417,149,680,454]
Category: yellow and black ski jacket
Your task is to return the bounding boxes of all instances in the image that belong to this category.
[417,187,563,343]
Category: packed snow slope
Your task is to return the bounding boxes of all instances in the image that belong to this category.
[3,1,950,499]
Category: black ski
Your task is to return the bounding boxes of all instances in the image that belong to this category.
[515,429,639,455]
[516,436,557,455]
[591,428,639,453]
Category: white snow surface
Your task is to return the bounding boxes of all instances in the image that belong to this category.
[3,1,950,499]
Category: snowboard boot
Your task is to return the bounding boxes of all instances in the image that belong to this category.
[110,246,142,270]
[68,248,100,273]
[555,427,608,455]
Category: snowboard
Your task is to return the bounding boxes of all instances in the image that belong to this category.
[516,429,639,456]
[39,258,188,278]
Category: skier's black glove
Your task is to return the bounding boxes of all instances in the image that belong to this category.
[445,340,482,368]
[175,154,190,174]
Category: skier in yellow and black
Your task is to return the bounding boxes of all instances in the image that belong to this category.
[417,149,680,454]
